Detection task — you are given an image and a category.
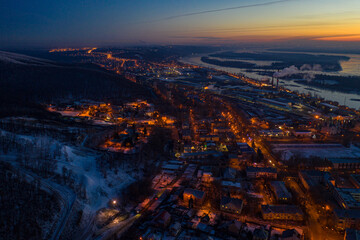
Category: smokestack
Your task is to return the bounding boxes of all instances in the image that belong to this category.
[271,76,274,86]
[277,78,279,88]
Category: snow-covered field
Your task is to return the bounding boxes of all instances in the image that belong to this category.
[58,146,134,210]
[272,143,360,161]
[0,129,135,211]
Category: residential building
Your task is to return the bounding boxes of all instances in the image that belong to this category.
[169,222,182,237]
[246,167,277,179]
[253,227,269,240]
[151,210,171,228]
[183,188,205,207]
[332,187,360,209]
[328,158,360,170]
[334,209,360,230]
[345,228,360,240]
[299,170,329,190]
[220,197,244,215]
[199,135,220,142]
[222,181,242,195]
[350,175,360,189]
[236,142,255,155]
[261,205,304,221]
[281,229,302,240]
[270,181,292,203]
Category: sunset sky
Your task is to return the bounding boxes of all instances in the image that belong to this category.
[1,0,360,48]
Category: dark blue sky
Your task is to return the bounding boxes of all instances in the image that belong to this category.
[1,0,359,48]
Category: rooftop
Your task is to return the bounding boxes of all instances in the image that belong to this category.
[345,228,360,240]
[328,158,360,164]
[247,166,277,173]
[221,197,243,210]
[184,188,205,200]
[334,209,360,219]
[261,205,303,215]
[335,188,360,208]
[270,181,292,200]
[162,164,182,170]
[222,181,242,189]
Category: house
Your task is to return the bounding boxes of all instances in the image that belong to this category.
[293,130,312,138]
[202,172,213,184]
[332,187,360,209]
[236,142,255,156]
[142,231,162,240]
[299,170,329,190]
[182,129,192,141]
[183,144,192,153]
[261,205,304,221]
[228,220,243,236]
[152,210,171,228]
[259,129,284,137]
[223,167,237,180]
[179,151,223,165]
[253,227,269,240]
[162,163,182,171]
[328,158,360,170]
[213,126,231,134]
[220,197,244,214]
[281,229,302,240]
[246,167,277,179]
[222,181,242,195]
[196,222,213,234]
[169,222,182,236]
[333,209,360,230]
[183,188,205,207]
[345,228,360,240]
[270,181,292,203]
[229,154,243,167]
[199,135,220,142]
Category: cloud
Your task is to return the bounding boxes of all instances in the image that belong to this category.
[144,0,292,23]
[170,36,224,40]
[274,65,299,78]
[300,64,322,71]
[274,64,323,82]
[313,34,360,42]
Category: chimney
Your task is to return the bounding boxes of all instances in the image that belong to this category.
[276,78,279,88]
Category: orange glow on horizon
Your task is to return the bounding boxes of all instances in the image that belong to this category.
[167,18,360,43]
[313,35,360,42]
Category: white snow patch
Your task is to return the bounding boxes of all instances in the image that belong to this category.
[0,50,54,66]
[0,129,134,211]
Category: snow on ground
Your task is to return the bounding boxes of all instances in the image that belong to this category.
[247,192,264,198]
[57,145,134,210]
[0,129,135,211]
[91,120,116,126]
[57,110,82,117]
[0,50,54,66]
[272,143,360,161]
[270,227,284,236]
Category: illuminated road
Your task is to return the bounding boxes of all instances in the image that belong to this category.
[94,214,141,240]
[286,178,341,240]
[94,165,185,240]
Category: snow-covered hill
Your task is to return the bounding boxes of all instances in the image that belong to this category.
[0,50,54,66]
[0,128,135,210]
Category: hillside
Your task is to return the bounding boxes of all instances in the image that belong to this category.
[0,51,150,117]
